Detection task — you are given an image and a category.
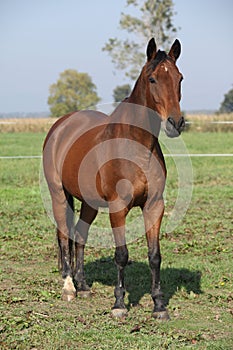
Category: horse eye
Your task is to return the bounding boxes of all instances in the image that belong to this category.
[149,77,156,84]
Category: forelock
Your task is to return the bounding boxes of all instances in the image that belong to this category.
[147,50,168,74]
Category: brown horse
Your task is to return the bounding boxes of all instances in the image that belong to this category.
[43,38,184,320]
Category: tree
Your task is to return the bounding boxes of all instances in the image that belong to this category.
[102,0,178,80]
[48,69,101,117]
[113,84,132,102]
[218,88,233,113]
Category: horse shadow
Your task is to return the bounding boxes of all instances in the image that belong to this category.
[85,257,202,309]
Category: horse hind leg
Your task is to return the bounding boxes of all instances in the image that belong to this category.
[65,190,75,271]
[73,202,98,297]
[57,190,74,271]
[52,189,76,301]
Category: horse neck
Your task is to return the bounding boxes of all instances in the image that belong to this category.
[109,72,161,150]
[127,73,147,106]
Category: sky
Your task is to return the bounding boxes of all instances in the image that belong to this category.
[0,0,233,113]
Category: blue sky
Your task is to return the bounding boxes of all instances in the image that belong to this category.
[0,0,233,113]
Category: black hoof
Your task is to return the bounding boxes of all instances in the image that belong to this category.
[74,279,90,292]
[152,309,170,321]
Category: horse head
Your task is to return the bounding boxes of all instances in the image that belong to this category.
[145,38,185,138]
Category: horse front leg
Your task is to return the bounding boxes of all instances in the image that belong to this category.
[110,209,128,318]
[142,199,170,320]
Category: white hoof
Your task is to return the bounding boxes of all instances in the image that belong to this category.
[62,276,76,302]
[111,308,128,318]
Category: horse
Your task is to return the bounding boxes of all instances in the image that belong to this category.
[43,38,184,320]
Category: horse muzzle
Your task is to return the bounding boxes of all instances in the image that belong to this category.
[165,116,185,138]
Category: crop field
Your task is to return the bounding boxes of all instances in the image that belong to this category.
[0,125,233,349]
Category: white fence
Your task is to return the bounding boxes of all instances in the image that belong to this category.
[0,154,233,159]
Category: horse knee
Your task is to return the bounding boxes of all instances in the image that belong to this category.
[148,251,161,270]
[115,245,128,268]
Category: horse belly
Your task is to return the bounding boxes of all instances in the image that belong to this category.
[61,136,107,207]
[99,159,148,208]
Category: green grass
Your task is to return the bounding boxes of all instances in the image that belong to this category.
[0,132,233,349]
[0,132,44,156]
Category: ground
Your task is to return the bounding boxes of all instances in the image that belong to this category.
[0,130,232,349]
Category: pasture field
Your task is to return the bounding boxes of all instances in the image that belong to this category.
[0,130,233,349]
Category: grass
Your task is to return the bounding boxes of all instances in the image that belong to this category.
[0,130,233,349]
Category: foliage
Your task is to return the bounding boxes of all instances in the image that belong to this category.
[218,87,233,113]
[113,84,132,102]
[0,131,233,348]
[47,69,101,117]
[102,0,178,80]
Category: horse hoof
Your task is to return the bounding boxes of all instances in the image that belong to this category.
[152,310,170,321]
[111,308,128,318]
[78,290,92,298]
[62,290,76,302]
[62,276,76,301]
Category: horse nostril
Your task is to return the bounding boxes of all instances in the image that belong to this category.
[178,116,185,130]
[167,117,176,127]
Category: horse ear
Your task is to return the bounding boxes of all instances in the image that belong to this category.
[147,38,157,61]
[168,39,181,62]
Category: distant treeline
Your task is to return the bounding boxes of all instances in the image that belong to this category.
[0,112,50,119]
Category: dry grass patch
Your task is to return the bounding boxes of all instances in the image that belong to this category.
[0,118,57,133]
[1,113,233,133]
[186,113,233,132]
